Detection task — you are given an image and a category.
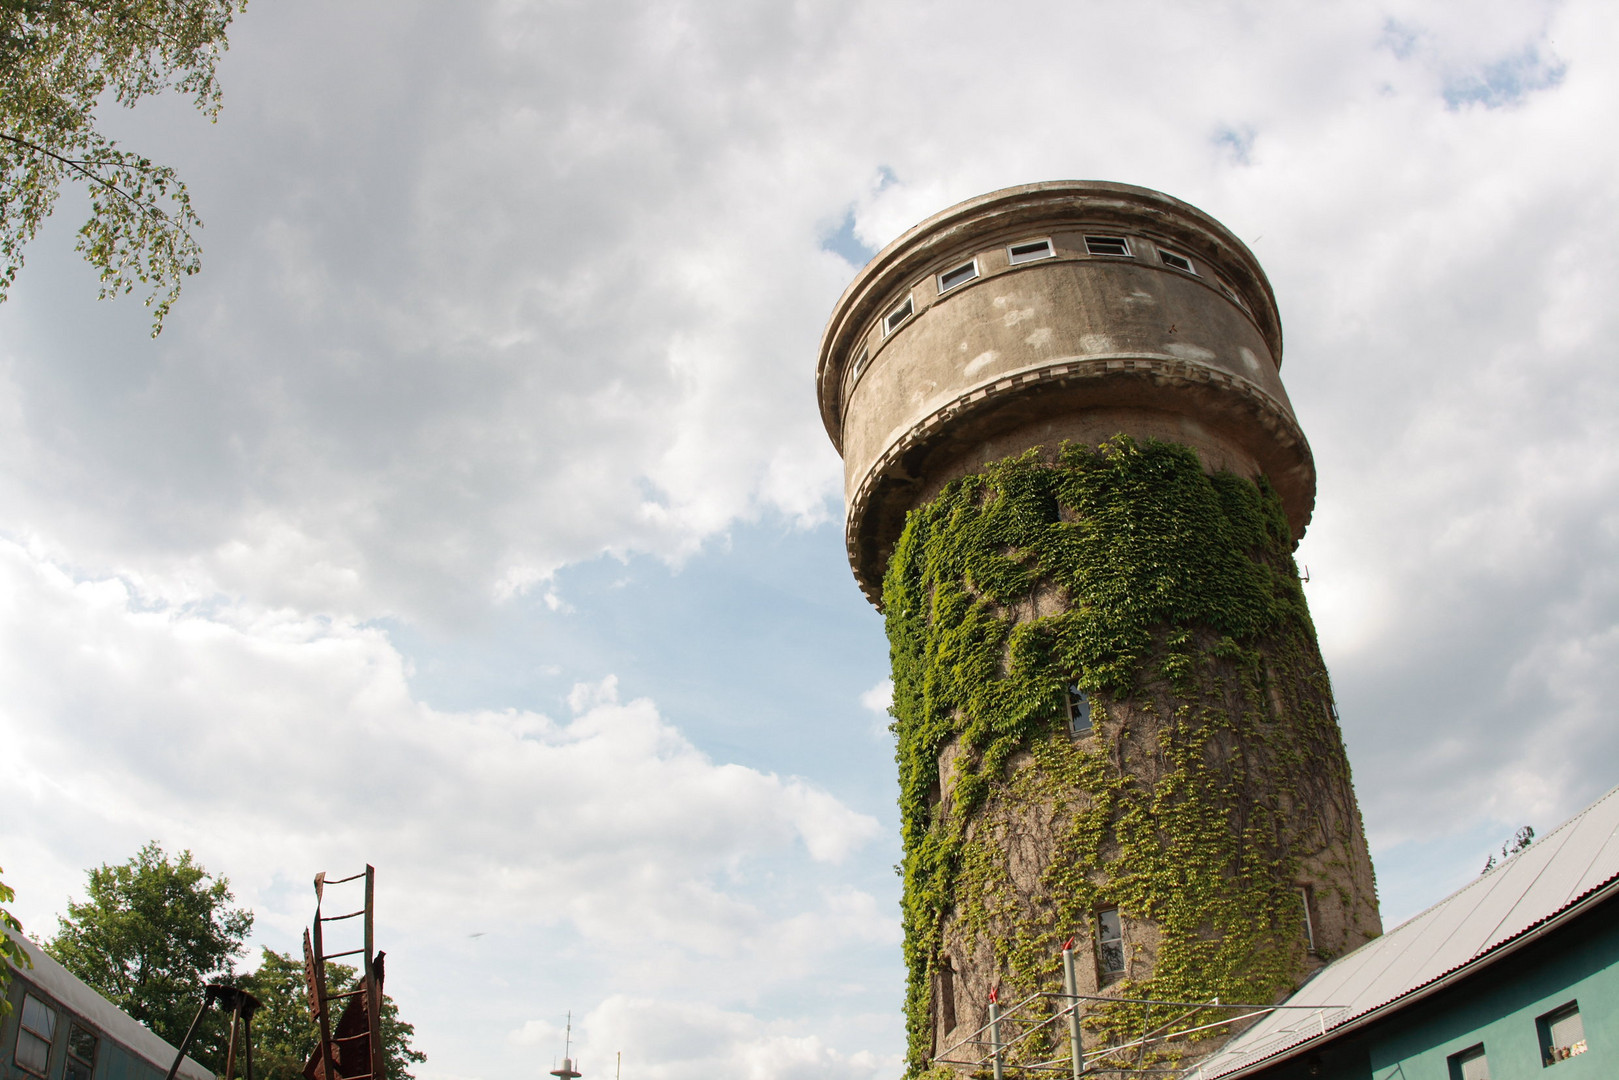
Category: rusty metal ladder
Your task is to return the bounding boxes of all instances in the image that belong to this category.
[303,866,384,1080]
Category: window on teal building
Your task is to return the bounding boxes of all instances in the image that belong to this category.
[1448,1043,1490,1080]
[65,1022,98,1080]
[1538,1002,1587,1066]
[16,993,57,1077]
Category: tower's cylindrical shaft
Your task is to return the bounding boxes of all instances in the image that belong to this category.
[816,182,1380,1076]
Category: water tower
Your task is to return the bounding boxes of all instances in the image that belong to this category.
[815,181,1381,1072]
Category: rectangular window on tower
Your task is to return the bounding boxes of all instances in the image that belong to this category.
[884,296,914,336]
[1065,683,1092,736]
[1157,249,1197,274]
[1538,1002,1587,1065]
[1096,907,1125,982]
[1298,885,1317,953]
[937,259,979,293]
[938,956,957,1034]
[1084,235,1132,257]
[1008,238,1054,265]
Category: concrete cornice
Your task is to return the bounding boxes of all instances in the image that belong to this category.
[816,181,1283,452]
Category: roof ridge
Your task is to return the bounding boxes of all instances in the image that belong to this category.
[1378,782,1619,937]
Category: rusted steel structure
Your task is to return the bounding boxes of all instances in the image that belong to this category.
[302,866,385,1080]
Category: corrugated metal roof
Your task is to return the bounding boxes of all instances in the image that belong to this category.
[4,927,214,1080]
[1193,783,1619,1079]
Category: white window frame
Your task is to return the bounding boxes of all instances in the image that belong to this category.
[936,258,980,294]
[1007,238,1055,265]
[1096,907,1126,980]
[1084,235,1132,257]
[1158,248,1198,275]
[883,296,914,336]
[1065,683,1092,737]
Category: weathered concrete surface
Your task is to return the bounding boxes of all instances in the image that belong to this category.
[817,182,1378,1074]
[816,181,1314,605]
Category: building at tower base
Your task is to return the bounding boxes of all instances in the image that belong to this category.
[815,182,1382,1076]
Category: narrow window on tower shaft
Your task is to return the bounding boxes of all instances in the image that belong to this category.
[883,296,914,335]
[938,956,957,1033]
[1096,908,1125,982]
[1065,683,1092,736]
[1298,886,1317,953]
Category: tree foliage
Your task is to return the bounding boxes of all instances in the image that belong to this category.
[0,0,245,334]
[1482,825,1535,874]
[0,865,31,1019]
[45,842,253,1065]
[240,948,426,1080]
[883,439,1376,1073]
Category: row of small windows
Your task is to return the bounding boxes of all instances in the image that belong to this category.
[16,993,99,1080]
[1447,1001,1588,1078]
[870,233,1235,356]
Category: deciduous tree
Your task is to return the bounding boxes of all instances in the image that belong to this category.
[45,842,253,1061]
[0,866,30,1018]
[0,0,245,334]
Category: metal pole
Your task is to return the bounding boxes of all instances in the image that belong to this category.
[223,993,244,1080]
[164,986,221,1080]
[314,888,337,1080]
[366,865,383,1080]
[989,995,1005,1080]
[1062,945,1083,1080]
[243,1009,256,1080]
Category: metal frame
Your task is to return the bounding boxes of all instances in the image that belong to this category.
[936,257,981,294]
[883,295,914,336]
[1007,238,1055,266]
[306,865,383,1080]
[1082,235,1133,257]
[931,944,1342,1078]
[1156,248,1198,275]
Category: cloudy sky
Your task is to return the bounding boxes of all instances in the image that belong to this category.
[3,0,1617,1076]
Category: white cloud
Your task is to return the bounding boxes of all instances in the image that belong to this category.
[858,680,893,740]
[0,538,878,959]
[516,995,900,1080]
[3,0,1619,1073]
[858,681,891,717]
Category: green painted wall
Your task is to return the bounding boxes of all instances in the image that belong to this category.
[1366,905,1619,1080]
[1249,898,1619,1080]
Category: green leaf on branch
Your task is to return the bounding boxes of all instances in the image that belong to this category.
[0,0,245,334]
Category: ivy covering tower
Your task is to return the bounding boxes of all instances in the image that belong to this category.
[814,183,1381,1075]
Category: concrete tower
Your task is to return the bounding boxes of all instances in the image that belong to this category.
[816,182,1381,1074]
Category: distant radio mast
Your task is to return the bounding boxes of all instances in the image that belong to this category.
[548,1012,581,1080]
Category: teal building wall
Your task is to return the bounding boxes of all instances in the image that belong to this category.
[1254,894,1617,1080]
